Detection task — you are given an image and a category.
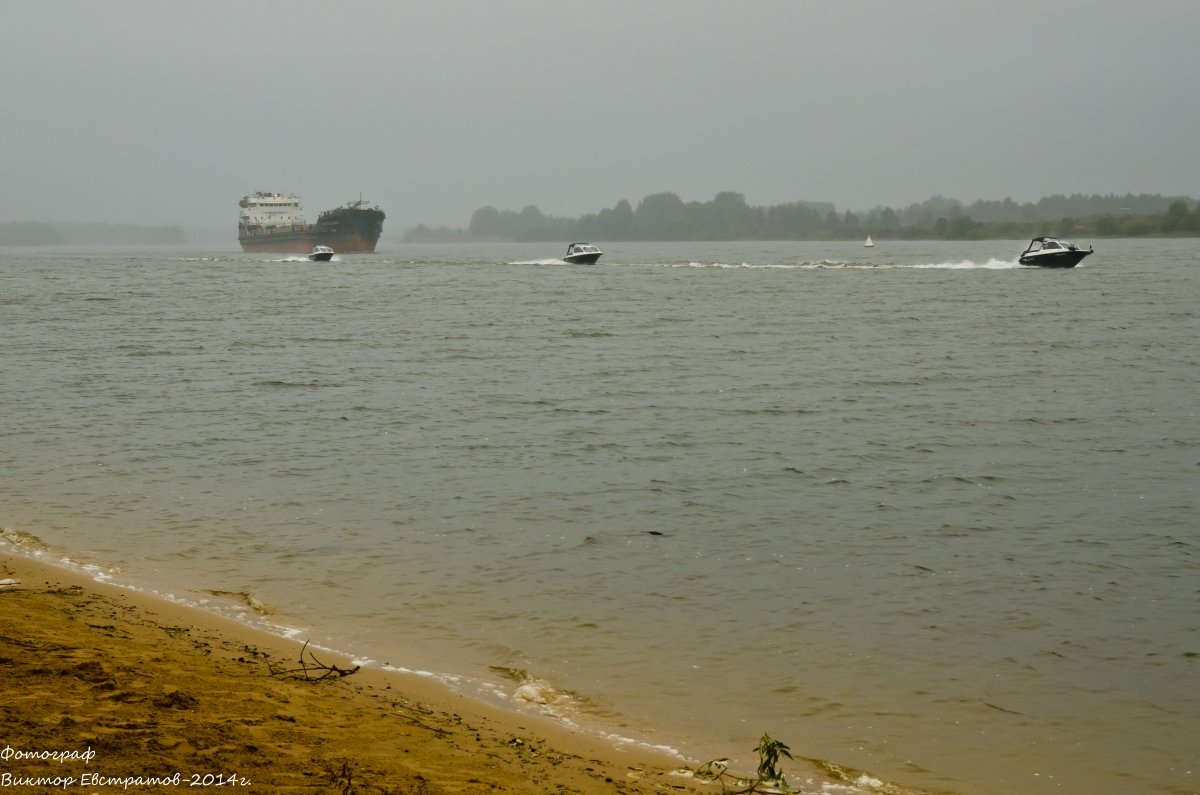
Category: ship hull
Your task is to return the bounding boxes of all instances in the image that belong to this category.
[239,227,379,254]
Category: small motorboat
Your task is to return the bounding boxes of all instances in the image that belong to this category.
[1019,236,1092,268]
[308,245,335,262]
[864,235,874,247]
[563,242,602,264]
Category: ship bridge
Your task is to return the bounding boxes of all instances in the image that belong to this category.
[239,191,307,229]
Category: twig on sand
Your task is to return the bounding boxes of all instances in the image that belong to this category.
[267,640,359,682]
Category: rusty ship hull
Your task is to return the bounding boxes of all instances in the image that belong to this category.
[238,226,381,254]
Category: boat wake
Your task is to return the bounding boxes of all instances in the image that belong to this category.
[171,255,335,263]
[650,258,1024,270]
[499,257,1027,270]
[908,258,1021,269]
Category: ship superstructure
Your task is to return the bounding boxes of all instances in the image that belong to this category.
[239,191,307,231]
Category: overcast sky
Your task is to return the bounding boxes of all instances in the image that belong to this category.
[4,1,1197,233]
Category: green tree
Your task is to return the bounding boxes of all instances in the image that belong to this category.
[608,199,635,238]
[764,202,822,239]
[947,215,978,238]
[1120,217,1151,236]
[577,198,635,240]
[635,192,692,240]
[1162,199,1190,232]
[517,204,545,240]
[0,222,65,245]
[468,206,502,237]
[709,191,758,239]
[878,207,899,231]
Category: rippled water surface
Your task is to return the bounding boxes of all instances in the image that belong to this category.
[2,240,1196,794]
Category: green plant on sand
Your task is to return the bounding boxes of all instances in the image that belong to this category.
[690,733,796,793]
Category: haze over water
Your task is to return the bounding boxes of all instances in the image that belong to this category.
[2,240,1196,795]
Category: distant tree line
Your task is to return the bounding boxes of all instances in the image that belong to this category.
[0,222,185,246]
[404,192,1200,242]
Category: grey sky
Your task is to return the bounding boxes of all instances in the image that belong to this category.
[4,1,1197,234]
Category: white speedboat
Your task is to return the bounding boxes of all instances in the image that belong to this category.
[864,235,874,247]
[1018,236,1092,268]
[308,245,335,262]
[563,243,602,264]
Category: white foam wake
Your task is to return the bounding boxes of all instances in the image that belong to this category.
[907,258,1020,269]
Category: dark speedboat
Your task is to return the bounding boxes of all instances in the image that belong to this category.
[308,245,335,262]
[1019,236,1093,268]
[563,243,602,264]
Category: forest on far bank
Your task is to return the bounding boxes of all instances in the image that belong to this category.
[404,192,1200,243]
[0,222,185,246]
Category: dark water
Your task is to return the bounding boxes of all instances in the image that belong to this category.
[2,240,1196,795]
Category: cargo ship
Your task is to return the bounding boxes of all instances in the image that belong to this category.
[238,192,385,253]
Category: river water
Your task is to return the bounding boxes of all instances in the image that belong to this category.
[1,239,1196,795]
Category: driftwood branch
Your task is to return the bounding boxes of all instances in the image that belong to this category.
[268,640,359,682]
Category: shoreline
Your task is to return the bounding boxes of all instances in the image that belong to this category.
[0,532,689,763]
[0,551,711,794]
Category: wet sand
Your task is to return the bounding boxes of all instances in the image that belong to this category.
[0,553,706,794]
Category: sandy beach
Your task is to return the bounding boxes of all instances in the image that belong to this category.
[0,553,707,794]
